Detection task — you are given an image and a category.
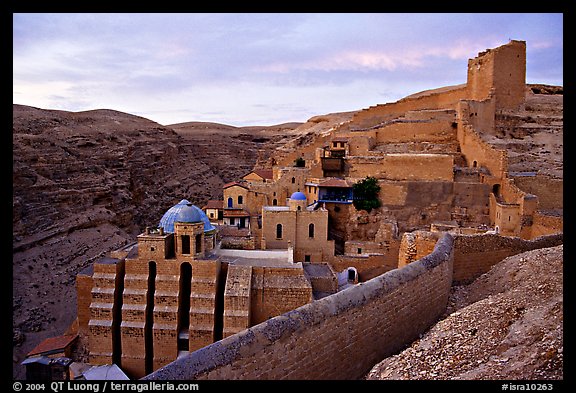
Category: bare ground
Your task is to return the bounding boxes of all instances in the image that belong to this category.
[365,245,563,380]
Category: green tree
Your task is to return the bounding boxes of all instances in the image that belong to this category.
[353,176,381,212]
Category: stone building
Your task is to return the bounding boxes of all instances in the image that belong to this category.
[261,191,335,262]
[77,200,314,379]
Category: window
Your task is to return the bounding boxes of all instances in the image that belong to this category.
[291,177,296,184]
[272,199,278,206]
[227,197,233,208]
[308,223,315,238]
[357,248,362,254]
[150,246,155,252]
[238,195,243,205]
[181,235,190,254]
[230,218,235,225]
[209,213,214,218]
[276,224,283,239]
[304,255,311,262]
[195,234,202,254]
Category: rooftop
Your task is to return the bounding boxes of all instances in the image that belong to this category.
[203,200,223,210]
[223,181,248,190]
[159,199,215,233]
[27,334,78,357]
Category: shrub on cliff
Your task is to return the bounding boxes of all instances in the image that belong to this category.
[353,176,381,212]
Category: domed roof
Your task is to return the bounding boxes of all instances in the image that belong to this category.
[159,199,216,233]
[290,191,307,201]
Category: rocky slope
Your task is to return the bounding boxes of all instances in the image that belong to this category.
[365,244,563,380]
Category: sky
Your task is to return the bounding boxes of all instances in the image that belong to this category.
[13,13,563,127]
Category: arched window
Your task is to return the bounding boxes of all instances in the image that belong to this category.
[308,223,315,238]
[238,195,243,205]
[272,199,278,206]
[473,160,478,168]
[291,177,295,184]
[276,224,283,239]
[227,197,233,208]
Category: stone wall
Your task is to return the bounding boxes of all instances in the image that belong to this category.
[513,175,563,210]
[347,154,454,181]
[76,266,94,333]
[144,234,454,380]
[530,212,563,238]
[249,266,313,326]
[351,85,468,129]
[452,232,563,283]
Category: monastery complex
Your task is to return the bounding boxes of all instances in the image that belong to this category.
[73,40,563,379]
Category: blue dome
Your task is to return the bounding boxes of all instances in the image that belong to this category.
[159,199,216,233]
[290,191,307,201]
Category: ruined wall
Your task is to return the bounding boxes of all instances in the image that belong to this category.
[530,213,563,238]
[457,101,507,178]
[398,231,442,268]
[351,85,468,129]
[452,232,563,283]
[467,40,526,110]
[512,175,563,210]
[144,234,454,380]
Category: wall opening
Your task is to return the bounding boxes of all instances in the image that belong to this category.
[304,255,311,262]
[309,223,315,238]
[347,268,357,282]
[111,261,125,365]
[272,199,278,206]
[177,263,192,352]
[181,235,190,255]
[195,234,202,254]
[145,261,157,375]
[473,160,478,168]
[492,184,501,196]
[276,224,283,239]
[292,177,296,184]
[227,197,233,208]
[238,195,243,205]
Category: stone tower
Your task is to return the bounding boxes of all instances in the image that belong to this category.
[467,40,526,110]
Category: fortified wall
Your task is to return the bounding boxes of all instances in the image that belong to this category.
[144,231,562,380]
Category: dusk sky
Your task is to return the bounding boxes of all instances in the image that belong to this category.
[13,13,563,126]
